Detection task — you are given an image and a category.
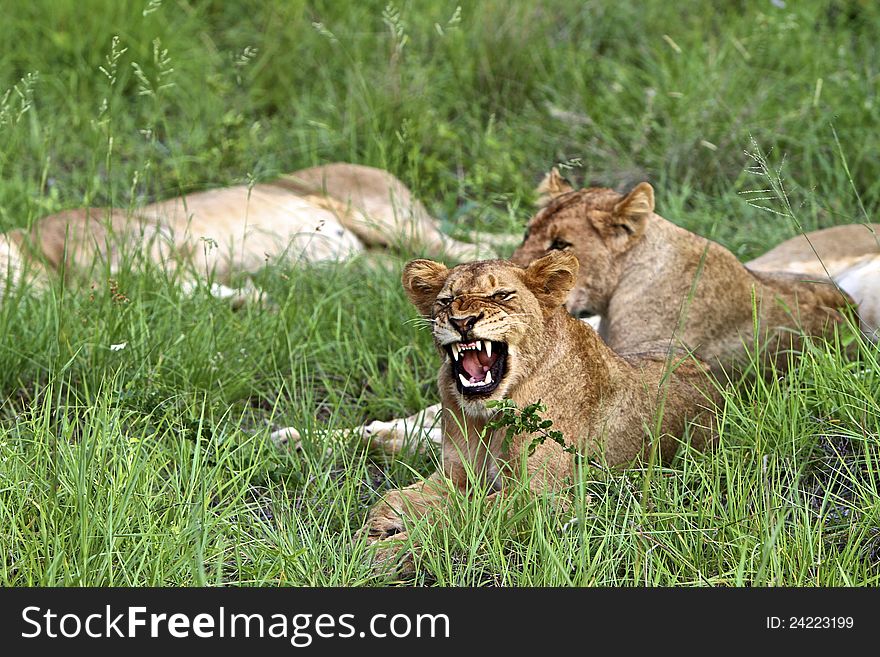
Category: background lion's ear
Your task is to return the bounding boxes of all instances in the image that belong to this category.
[402,259,450,316]
[612,182,653,234]
[523,251,579,307]
[596,182,653,250]
[535,167,574,208]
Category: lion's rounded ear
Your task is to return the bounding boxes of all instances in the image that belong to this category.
[595,182,653,251]
[523,251,579,308]
[535,167,575,208]
[402,259,450,316]
[612,182,653,234]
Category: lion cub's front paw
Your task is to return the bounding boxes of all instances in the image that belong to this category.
[369,533,415,578]
[356,506,416,577]
[356,504,407,543]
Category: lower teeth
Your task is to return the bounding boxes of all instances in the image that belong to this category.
[458,371,494,388]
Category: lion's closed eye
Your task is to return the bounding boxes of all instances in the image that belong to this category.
[491,290,515,301]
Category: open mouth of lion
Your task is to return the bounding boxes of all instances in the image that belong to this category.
[447,340,508,396]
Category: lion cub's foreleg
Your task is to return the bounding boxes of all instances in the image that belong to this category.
[269,403,443,457]
[359,403,443,455]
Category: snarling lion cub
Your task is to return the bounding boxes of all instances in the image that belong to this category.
[513,174,873,376]
[360,252,719,546]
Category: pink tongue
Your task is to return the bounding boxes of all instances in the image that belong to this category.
[461,351,486,380]
[461,349,499,380]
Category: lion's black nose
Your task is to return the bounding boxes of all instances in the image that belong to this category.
[450,314,483,336]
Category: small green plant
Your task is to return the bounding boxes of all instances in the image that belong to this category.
[486,399,579,457]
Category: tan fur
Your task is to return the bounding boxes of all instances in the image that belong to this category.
[360,253,719,547]
[747,223,880,278]
[511,184,860,376]
[0,163,495,298]
[834,254,880,338]
[535,167,574,208]
[275,163,490,260]
[746,223,880,339]
[23,208,180,276]
[0,231,41,293]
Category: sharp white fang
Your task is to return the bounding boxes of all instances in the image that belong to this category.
[451,343,460,361]
[459,373,470,387]
[485,340,492,358]
[475,341,482,351]
[484,370,492,384]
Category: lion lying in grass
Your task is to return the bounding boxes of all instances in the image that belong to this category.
[359,252,720,549]
[0,162,495,299]
[514,172,875,377]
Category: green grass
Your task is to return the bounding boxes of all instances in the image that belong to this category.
[1,0,878,585]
